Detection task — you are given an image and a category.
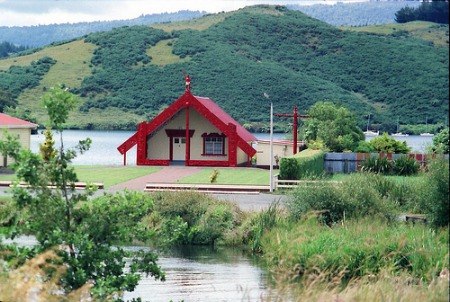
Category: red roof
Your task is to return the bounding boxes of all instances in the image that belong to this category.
[118,91,257,157]
[0,113,38,128]
[195,96,256,142]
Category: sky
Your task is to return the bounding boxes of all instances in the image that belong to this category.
[0,0,365,27]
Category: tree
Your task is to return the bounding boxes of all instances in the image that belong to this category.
[0,85,164,300]
[368,132,411,154]
[303,101,364,152]
[431,127,449,154]
[0,89,17,112]
[395,6,418,23]
[396,0,449,24]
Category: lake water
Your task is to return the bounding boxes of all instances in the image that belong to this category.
[30,130,434,166]
[29,130,287,166]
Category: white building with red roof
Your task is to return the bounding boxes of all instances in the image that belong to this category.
[0,113,38,167]
[118,86,257,167]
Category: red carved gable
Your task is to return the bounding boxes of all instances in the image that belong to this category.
[118,91,256,159]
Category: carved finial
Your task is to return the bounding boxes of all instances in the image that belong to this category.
[182,71,191,92]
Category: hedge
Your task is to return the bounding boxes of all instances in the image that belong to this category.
[278,149,325,180]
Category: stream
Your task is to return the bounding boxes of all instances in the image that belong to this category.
[123,245,274,302]
[2,236,278,302]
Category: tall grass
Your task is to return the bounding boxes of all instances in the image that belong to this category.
[269,267,449,302]
[416,157,449,228]
[239,201,283,253]
[261,216,448,296]
[261,160,449,301]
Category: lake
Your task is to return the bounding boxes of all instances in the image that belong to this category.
[30,130,434,166]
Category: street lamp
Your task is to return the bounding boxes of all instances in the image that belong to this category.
[264,93,274,192]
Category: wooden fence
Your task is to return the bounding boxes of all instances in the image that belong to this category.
[323,152,448,174]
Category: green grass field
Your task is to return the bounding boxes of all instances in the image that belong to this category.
[74,166,162,188]
[178,168,274,185]
[147,39,191,66]
[0,166,162,189]
[341,21,449,48]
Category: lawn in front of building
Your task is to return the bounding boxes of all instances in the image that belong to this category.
[0,166,162,189]
[178,168,274,185]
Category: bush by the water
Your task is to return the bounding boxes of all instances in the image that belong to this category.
[146,191,246,246]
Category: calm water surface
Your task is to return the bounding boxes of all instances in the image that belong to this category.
[123,246,274,302]
[30,130,286,166]
[4,236,276,302]
[30,130,433,166]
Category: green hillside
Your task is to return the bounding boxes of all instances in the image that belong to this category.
[0,5,448,133]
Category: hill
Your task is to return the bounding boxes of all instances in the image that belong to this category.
[0,1,423,49]
[289,1,422,26]
[0,5,448,133]
[0,11,206,48]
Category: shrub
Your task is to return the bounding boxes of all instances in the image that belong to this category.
[417,158,449,228]
[278,157,299,180]
[393,156,419,176]
[287,173,399,224]
[287,181,348,224]
[361,155,420,176]
[0,197,16,226]
[209,169,219,183]
[369,133,411,154]
[353,141,375,153]
[360,156,392,174]
[432,127,449,154]
[149,191,245,245]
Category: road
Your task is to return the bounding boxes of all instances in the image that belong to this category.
[0,186,288,212]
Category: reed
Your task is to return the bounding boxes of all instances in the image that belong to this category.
[261,216,448,287]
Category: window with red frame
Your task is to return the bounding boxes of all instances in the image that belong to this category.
[202,133,225,155]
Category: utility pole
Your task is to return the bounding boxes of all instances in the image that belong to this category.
[264,93,274,192]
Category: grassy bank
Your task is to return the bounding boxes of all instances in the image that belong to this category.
[260,216,449,301]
